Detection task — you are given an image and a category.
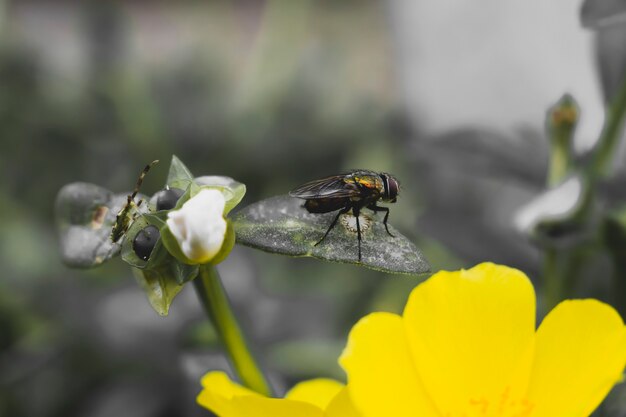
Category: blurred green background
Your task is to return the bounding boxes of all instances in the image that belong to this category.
[2,0,626,416]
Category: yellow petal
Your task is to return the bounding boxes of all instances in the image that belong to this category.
[403,263,536,415]
[285,378,344,410]
[527,299,626,417]
[339,312,440,417]
[197,371,258,416]
[228,396,324,417]
[325,387,362,417]
[197,371,323,417]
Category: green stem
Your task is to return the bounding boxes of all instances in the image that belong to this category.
[542,248,561,313]
[541,96,577,312]
[546,95,576,187]
[547,142,571,187]
[194,265,272,396]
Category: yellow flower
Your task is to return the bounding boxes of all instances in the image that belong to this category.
[197,371,361,417]
[340,262,626,417]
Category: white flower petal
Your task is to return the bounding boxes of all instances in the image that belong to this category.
[166,189,227,263]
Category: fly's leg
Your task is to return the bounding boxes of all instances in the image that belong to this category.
[354,206,362,261]
[367,203,395,237]
[315,206,351,247]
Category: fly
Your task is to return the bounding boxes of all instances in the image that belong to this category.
[289,170,400,261]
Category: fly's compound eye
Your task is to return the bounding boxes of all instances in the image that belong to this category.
[133,225,160,261]
[156,187,185,211]
[387,177,399,201]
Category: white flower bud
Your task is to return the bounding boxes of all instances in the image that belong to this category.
[166,189,227,263]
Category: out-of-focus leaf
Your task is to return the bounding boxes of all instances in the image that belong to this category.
[412,129,548,188]
[602,205,626,316]
[603,209,626,257]
[581,0,626,29]
[410,129,547,273]
[232,195,431,275]
[55,182,147,268]
[595,23,626,103]
[269,339,345,380]
[132,262,198,316]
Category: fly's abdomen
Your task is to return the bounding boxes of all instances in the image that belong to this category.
[304,198,349,213]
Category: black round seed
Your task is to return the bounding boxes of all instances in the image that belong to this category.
[133,225,160,261]
[156,187,185,211]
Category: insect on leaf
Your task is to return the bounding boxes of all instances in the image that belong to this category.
[232,195,431,275]
[55,182,147,268]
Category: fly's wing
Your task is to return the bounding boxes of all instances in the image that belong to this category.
[289,175,358,199]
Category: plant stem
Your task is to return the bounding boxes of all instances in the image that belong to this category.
[589,72,626,180]
[541,96,577,312]
[540,73,626,311]
[542,248,560,313]
[194,265,272,396]
[547,143,571,187]
[543,73,626,312]
[546,94,577,187]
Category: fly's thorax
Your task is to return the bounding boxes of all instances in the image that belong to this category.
[348,173,385,201]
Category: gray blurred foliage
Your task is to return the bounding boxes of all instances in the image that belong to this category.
[410,128,547,275]
[581,0,626,29]
[3,0,626,416]
[0,2,440,416]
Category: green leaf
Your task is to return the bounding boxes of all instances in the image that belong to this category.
[169,260,200,285]
[132,266,186,316]
[129,241,199,315]
[232,195,431,275]
[55,182,147,268]
[166,155,195,190]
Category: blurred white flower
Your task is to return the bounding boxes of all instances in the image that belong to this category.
[166,189,227,263]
